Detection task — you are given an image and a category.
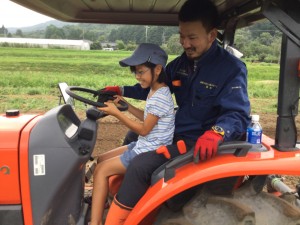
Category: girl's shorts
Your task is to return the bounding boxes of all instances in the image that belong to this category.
[120,142,138,168]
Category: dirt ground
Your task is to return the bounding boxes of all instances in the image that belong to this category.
[92,112,134,156]
[91,111,300,190]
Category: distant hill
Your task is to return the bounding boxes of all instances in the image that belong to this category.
[7,20,76,33]
[3,19,122,41]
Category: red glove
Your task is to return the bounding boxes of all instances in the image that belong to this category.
[101,86,122,96]
[193,130,224,163]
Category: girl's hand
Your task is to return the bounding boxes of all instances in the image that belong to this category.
[113,95,127,104]
[99,101,120,116]
[113,95,132,109]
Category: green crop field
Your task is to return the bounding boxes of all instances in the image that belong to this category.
[0,47,279,113]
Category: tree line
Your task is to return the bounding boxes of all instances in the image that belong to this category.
[0,20,282,63]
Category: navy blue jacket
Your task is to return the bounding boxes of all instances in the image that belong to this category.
[124,41,251,141]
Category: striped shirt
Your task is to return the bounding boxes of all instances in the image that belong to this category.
[132,86,175,154]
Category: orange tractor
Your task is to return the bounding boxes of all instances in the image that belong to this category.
[1,0,300,224]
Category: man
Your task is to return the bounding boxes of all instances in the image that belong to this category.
[103,0,251,223]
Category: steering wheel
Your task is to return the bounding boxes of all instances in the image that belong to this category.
[65,86,128,111]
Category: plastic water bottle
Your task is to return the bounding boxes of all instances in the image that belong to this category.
[246,115,263,148]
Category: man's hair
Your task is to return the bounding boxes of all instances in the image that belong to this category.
[178,0,220,32]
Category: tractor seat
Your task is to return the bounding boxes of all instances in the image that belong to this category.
[151,141,266,185]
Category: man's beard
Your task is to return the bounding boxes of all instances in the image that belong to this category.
[185,47,196,59]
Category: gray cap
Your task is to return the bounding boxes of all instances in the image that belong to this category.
[119,43,168,67]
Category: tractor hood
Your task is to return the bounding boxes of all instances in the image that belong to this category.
[0,111,39,150]
[0,111,40,204]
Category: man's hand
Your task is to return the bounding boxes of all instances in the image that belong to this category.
[193,130,224,163]
[101,86,122,96]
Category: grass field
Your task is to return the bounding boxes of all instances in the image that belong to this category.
[0,47,279,113]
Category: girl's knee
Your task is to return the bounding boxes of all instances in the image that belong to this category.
[93,163,108,178]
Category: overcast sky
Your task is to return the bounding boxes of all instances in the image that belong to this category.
[0,0,53,28]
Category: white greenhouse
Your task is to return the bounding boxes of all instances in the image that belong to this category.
[0,38,91,50]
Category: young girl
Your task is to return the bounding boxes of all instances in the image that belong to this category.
[90,43,175,225]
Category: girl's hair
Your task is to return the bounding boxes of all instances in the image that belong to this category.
[130,62,167,83]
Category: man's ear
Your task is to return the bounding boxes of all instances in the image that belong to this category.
[208,28,218,43]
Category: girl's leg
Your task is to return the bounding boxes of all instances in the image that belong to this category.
[90,155,127,225]
[97,145,128,163]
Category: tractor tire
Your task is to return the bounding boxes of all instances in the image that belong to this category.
[154,180,300,225]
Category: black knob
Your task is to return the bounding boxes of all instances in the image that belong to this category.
[6,109,20,117]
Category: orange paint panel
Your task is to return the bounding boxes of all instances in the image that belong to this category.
[0,150,21,204]
[124,135,300,225]
[19,115,42,225]
[0,113,38,205]
[0,114,38,149]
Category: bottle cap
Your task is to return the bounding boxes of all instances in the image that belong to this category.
[251,114,259,122]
